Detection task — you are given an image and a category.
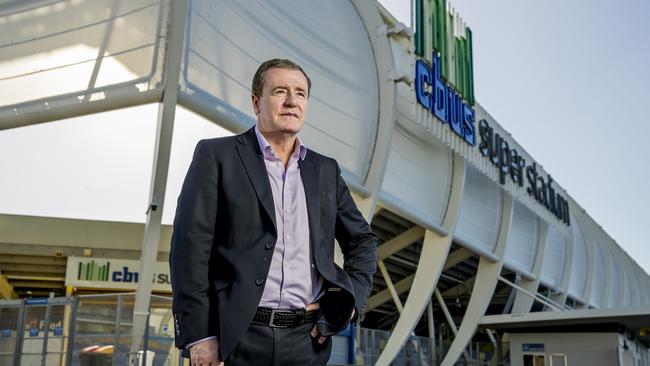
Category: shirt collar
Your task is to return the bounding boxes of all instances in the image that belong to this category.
[254,125,307,161]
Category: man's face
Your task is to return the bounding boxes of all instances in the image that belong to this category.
[252,67,308,136]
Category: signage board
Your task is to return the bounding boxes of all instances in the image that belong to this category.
[414,0,476,146]
[65,257,171,292]
[478,119,570,226]
[412,1,571,226]
[522,343,545,352]
[25,298,48,305]
[415,0,474,104]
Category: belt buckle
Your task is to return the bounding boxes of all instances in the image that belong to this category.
[268,309,290,328]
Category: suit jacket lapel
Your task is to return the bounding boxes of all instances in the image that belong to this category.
[298,154,321,248]
[235,128,277,233]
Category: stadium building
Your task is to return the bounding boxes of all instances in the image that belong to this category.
[0,0,648,365]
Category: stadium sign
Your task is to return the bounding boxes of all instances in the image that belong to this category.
[414,0,476,146]
[413,1,569,226]
[478,119,571,226]
[65,257,171,292]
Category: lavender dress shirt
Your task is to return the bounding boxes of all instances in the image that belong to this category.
[255,127,324,310]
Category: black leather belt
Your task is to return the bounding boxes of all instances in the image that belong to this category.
[252,307,319,328]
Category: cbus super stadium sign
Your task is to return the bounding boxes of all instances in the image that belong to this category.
[65,257,172,292]
[414,0,476,146]
[412,0,570,226]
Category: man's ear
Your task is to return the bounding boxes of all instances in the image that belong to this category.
[251,95,259,114]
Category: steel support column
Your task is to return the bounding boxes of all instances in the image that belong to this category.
[434,288,470,362]
[440,192,513,366]
[377,260,404,312]
[375,154,466,366]
[39,300,51,366]
[83,0,120,102]
[366,274,414,312]
[113,295,123,366]
[366,247,472,311]
[427,300,436,361]
[129,0,187,358]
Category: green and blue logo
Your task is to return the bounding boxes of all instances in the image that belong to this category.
[77,259,110,281]
[414,0,476,145]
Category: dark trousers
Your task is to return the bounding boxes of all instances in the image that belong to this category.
[224,321,332,366]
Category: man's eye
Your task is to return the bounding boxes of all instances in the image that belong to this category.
[275,89,287,95]
[297,92,306,98]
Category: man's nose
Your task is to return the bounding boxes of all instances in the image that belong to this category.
[284,92,298,106]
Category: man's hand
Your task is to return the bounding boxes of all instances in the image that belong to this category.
[308,303,327,344]
[309,303,356,344]
[189,338,222,366]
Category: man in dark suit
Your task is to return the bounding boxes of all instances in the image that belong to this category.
[170,59,377,366]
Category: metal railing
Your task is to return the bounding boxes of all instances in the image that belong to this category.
[0,293,179,366]
[356,327,511,365]
[1,295,514,365]
[358,327,436,365]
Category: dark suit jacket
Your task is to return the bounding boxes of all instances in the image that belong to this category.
[169,127,377,359]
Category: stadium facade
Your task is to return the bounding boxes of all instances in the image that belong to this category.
[0,0,648,365]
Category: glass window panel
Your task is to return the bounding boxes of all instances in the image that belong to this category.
[0,0,165,106]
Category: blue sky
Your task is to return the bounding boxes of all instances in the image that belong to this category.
[379,0,650,274]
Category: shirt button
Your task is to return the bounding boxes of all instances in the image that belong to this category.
[265,242,274,249]
[255,278,265,286]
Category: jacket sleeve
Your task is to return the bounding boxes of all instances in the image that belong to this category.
[169,139,220,349]
[333,162,378,319]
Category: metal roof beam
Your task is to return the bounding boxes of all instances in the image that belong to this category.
[378,226,425,259]
[367,247,478,312]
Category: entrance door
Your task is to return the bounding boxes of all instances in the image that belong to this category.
[523,353,546,366]
[550,353,568,366]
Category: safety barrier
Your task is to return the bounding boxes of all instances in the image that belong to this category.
[1,295,508,365]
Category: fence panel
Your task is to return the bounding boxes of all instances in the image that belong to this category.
[0,300,22,366]
[71,293,177,366]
